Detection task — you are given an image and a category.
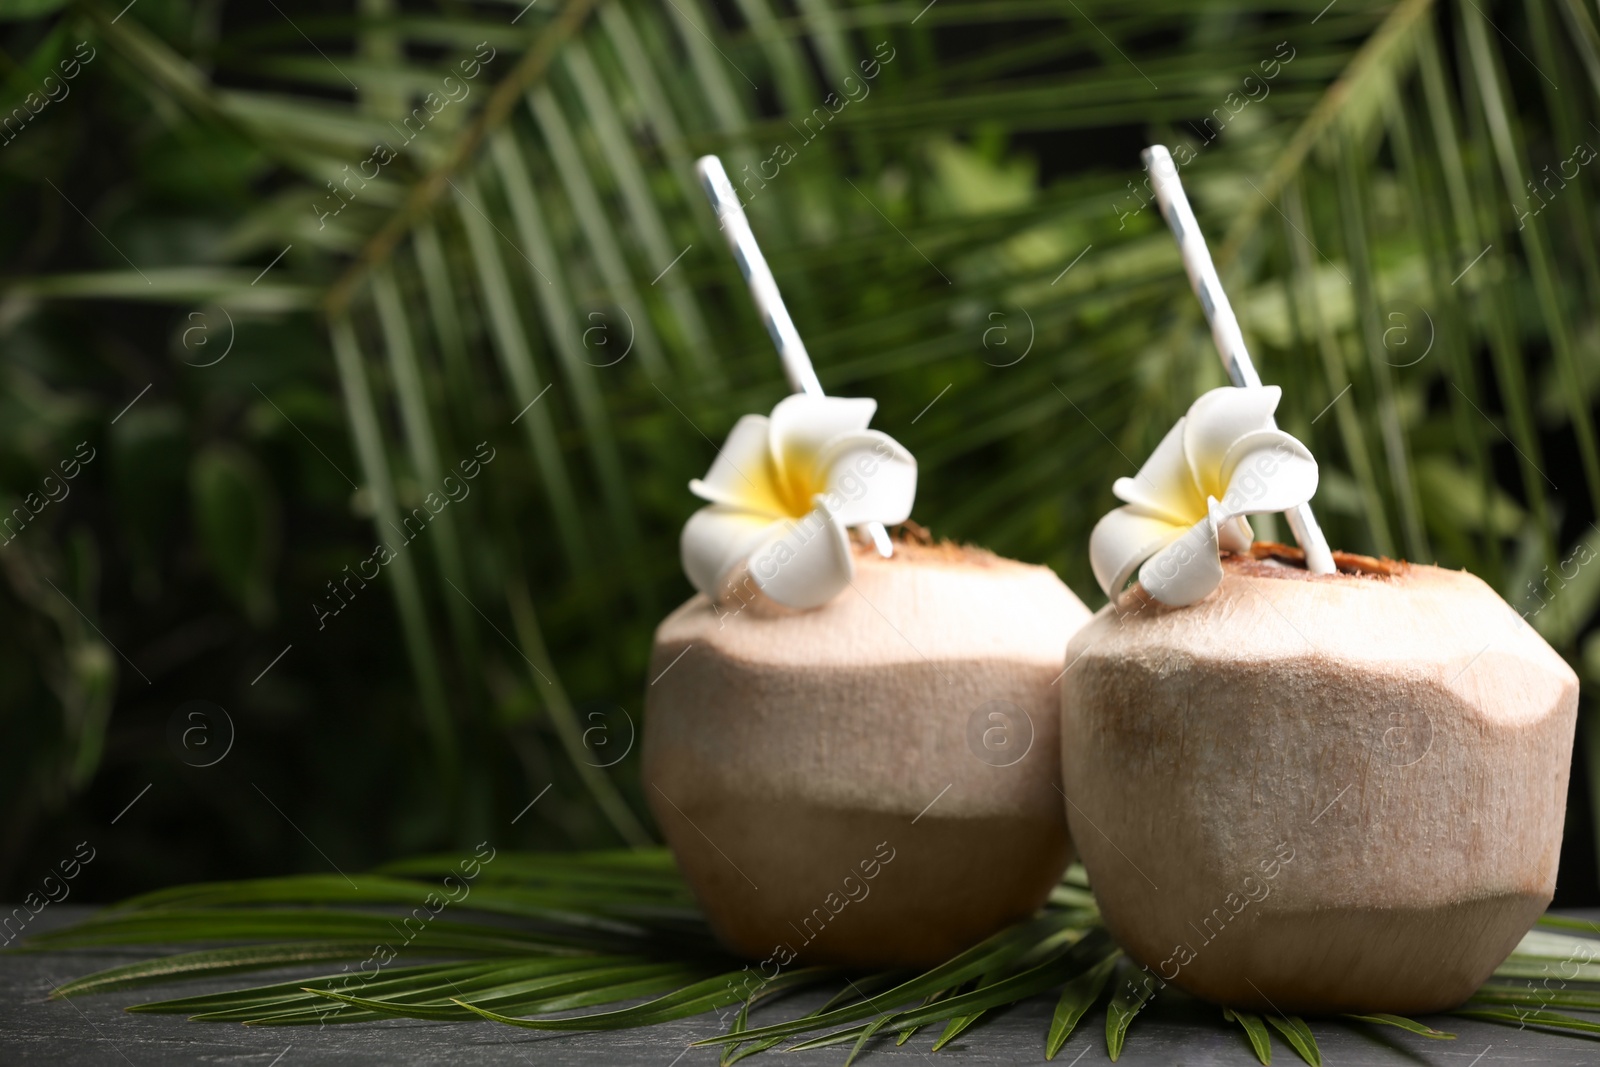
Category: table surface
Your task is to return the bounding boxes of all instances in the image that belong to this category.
[4,906,1599,1066]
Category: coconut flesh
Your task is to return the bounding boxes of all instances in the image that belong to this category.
[1060,544,1579,1014]
[644,534,1091,968]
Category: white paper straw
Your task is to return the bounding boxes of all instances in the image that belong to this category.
[695,155,893,558]
[1141,145,1337,575]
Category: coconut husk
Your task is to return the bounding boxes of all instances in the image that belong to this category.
[645,536,1091,967]
[1060,551,1578,1013]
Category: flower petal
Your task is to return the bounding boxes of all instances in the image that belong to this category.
[1182,386,1282,499]
[1216,428,1318,518]
[688,414,786,517]
[746,508,855,610]
[1112,417,1207,526]
[1218,514,1253,554]
[816,430,917,527]
[681,505,779,597]
[1089,505,1188,599]
[768,395,877,503]
[1138,503,1224,607]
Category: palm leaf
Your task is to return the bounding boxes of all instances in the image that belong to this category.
[1264,1014,1323,1067]
[28,848,1600,1061]
[1105,955,1162,1061]
[1342,1012,1456,1039]
[1453,1007,1600,1038]
[1046,949,1119,1058]
[1225,1007,1275,1064]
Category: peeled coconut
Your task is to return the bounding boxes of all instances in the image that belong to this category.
[644,533,1091,967]
[1060,544,1578,1014]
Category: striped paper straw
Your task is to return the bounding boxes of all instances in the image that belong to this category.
[695,155,894,558]
[1141,145,1336,575]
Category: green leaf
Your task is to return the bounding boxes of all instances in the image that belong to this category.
[842,1014,895,1067]
[930,1005,984,1051]
[50,942,383,998]
[1453,1007,1600,1037]
[719,990,755,1067]
[306,963,707,1022]
[484,128,650,615]
[448,967,766,1030]
[1468,984,1600,1013]
[524,84,669,379]
[557,36,721,382]
[370,264,483,685]
[894,984,954,1047]
[445,165,585,576]
[180,957,685,1026]
[128,958,584,1018]
[1225,1007,1273,1064]
[732,976,906,1060]
[784,928,1112,1054]
[326,314,455,766]
[782,1025,871,1053]
[0,0,67,19]
[1104,959,1161,1061]
[1265,1015,1322,1067]
[30,905,591,953]
[1462,0,1600,514]
[690,912,1088,1047]
[1342,1013,1455,1039]
[1046,950,1119,1059]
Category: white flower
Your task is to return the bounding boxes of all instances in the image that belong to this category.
[681,395,917,610]
[1089,385,1319,607]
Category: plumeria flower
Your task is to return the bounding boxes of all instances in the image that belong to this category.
[681,395,917,610]
[1089,385,1319,607]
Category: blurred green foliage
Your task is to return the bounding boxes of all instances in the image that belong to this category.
[0,0,1597,901]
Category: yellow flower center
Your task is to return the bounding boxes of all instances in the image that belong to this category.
[771,448,825,518]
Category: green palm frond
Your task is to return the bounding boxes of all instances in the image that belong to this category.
[1225,1007,1277,1064]
[28,850,1600,1062]
[14,0,1597,852]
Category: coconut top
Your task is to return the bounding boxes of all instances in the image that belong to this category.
[657,536,1091,668]
[1087,386,1322,607]
[1222,541,1406,581]
[1069,550,1576,719]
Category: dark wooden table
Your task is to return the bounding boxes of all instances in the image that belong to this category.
[5,906,1598,1065]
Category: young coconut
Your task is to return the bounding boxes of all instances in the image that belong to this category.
[645,393,1090,967]
[1059,385,1578,1014]
[649,156,1091,967]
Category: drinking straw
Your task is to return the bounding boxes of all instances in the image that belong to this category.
[695,155,895,558]
[1140,145,1337,575]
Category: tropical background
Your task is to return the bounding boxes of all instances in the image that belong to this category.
[1,0,1597,912]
